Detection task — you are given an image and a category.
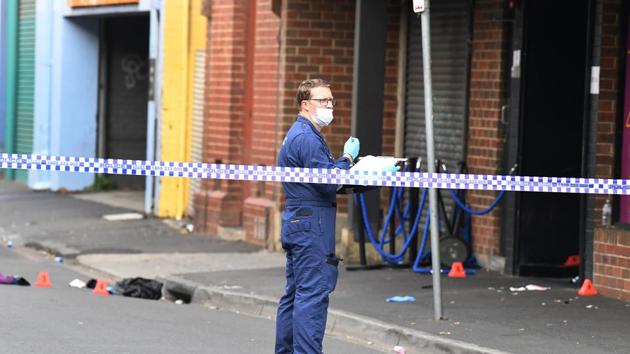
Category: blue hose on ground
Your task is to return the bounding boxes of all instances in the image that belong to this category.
[412,208,431,272]
[448,189,506,215]
[442,162,516,216]
[377,185,403,248]
[356,188,427,264]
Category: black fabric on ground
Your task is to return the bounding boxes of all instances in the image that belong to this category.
[115,277,163,300]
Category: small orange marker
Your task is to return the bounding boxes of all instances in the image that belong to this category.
[34,272,52,288]
[93,279,110,296]
[448,262,466,278]
[578,279,598,296]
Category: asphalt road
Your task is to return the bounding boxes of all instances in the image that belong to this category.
[0,247,385,354]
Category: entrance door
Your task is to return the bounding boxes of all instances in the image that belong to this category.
[505,0,590,276]
[102,15,149,190]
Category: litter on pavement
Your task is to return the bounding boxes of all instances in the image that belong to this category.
[102,212,144,221]
[385,296,416,303]
[69,279,87,288]
[392,345,406,354]
[509,284,551,292]
[0,272,30,286]
[114,277,163,300]
[69,277,163,299]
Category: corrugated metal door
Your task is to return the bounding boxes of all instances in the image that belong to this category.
[187,49,206,216]
[105,16,149,189]
[15,0,36,181]
[404,0,471,173]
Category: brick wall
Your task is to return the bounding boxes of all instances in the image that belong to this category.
[594,227,630,301]
[241,0,357,244]
[281,0,356,213]
[383,2,401,158]
[243,0,282,246]
[195,0,248,234]
[466,0,507,257]
[199,0,415,250]
[592,0,629,300]
[378,1,402,209]
[242,0,403,246]
[280,0,356,126]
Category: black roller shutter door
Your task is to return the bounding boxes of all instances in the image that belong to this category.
[404,0,472,173]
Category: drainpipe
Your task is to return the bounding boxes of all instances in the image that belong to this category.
[579,0,602,283]
[146,7,160,215]
[4,0,17,179]
[394,1,407,158]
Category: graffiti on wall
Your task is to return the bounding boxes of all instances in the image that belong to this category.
[121,55,148,89]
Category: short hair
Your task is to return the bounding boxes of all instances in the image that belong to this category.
[296,79,330,108]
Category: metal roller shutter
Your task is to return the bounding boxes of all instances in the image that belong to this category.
[15,0,36,181]
[404,0,471,173]
[187,49,206,216]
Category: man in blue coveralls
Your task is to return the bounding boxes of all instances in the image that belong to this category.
[275,79,360,354]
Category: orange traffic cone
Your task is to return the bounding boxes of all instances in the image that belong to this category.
[578,279,598,296]
[448,262,466,278]
[93,279,110,296]
[34,272,52,288]
[564,255,580,267]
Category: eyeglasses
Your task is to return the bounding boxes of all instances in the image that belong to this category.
[309,98,337,107]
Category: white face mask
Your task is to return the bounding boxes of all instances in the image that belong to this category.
[313,108,334,127]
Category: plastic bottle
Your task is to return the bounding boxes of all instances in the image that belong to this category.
[602,199,612,228]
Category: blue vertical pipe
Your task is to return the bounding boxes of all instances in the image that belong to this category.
[29,0,52,189]
[145,7,159,215]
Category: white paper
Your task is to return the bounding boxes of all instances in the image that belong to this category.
[351,155,406,172]
[590,66,600,94]
[103,212,144,221]
[511,50,521,78]
[412,0,425,13]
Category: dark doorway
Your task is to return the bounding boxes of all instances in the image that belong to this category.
[507,0,589,276]
[101,15,149,190]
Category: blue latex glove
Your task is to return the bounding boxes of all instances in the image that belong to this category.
[383,165,399,173]
[343,137,360,160]
[385,295,416,303]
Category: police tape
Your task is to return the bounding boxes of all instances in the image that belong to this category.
[1,153,628,195]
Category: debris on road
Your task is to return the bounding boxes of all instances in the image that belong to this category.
[0,272,30,286]
[102,213,144,221]
[385,296,416,303]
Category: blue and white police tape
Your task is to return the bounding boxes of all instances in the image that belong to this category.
[1,153,629,195]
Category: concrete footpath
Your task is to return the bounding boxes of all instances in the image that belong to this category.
[1,180,628,354]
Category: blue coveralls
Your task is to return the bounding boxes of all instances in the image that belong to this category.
[275,116,352,354]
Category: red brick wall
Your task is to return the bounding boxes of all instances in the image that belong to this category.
[595,0,622,210]
[466,0,507,257]
[594,228,630,301]
[382,2,401,158]
[277,0,356,214]
[195,0,249,234]
[200,0,413,246]
[243,0,282,245]
[378,2,402,208]
[243,0,357,244]
[243,0,402,244]
[592,0,628,300]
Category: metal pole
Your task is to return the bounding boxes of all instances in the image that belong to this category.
[145,7,159,215]
[420,0,443,320]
